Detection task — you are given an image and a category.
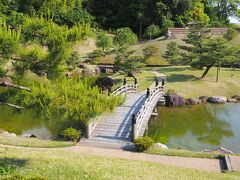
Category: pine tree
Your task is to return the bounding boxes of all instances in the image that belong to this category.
[192,37,229,81]
[163,42,180,66]
[180,21,211,65]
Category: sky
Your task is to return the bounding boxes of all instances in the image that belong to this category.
[229,17,240,24]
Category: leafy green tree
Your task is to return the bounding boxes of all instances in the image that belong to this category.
[114,47,145,74]
[180,21,211,64]
[224,46,240,69]
[191,1,210,24]
[205,0,240,25]
[144,24,161,40]
[113,28,138,46]
[96,31,112,52]
[143,45,158,59]
[0,23,20,76]
[192,38,229,81]
[14,45,47,75]
[223,28,238,41]
[163,42,180,66]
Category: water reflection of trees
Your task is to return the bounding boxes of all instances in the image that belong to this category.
[149,104,233,146]
[0,107,65,136]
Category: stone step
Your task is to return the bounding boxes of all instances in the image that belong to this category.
[92,133,132,138]
[97,124,132,128]
[93,127,131,133]
[92,130,132,136]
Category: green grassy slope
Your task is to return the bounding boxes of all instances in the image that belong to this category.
[97,33,240,65]
[147,66,240,98]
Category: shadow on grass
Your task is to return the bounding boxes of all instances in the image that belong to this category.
[0,158,28,175]
[158,66,192,73]
[167,74,198,82]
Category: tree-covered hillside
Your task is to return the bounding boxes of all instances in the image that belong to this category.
[1,0,240,37]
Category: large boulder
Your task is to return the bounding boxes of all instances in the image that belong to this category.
[227,98,238,103]
[165,94,186,107]
[186,98,201,105]
[79,63,88,69]
[82,69,95,77]
[94,77,115,91]
[0,77,13,86]
[152,143,168,149]
[22,134,38,138]
[232,95,240,101]
[199,96,209,103]
[207,96,227,103]
[0,131,17,137]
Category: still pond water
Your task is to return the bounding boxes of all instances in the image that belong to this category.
[0,106,67,139]
[148,103,240,153]
[1,103,240,153]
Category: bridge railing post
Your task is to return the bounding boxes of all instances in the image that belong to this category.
[132,113,137,142]
[146,88,150,99]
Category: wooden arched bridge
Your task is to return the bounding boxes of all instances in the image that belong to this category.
[80,78,165,149]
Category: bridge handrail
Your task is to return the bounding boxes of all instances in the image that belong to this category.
[86,84,138,138]
[110,84,138,97]
[134,86,164,139]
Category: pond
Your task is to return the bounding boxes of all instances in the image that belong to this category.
[147,103,240,153]
[0,106,73,139]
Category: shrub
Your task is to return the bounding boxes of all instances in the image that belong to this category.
[134,136,155,152]
[113,27,138,46]
[143,45,158,59]
[62,127,81,142]
[0,166,13,176]
[223,28,238,41]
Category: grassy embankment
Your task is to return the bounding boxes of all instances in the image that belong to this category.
[145,66,240,98]
[0,136,75,148]
[97,33,240,66]
[1,147,240,179]
[146,147,224,159]
[96,35,186,65]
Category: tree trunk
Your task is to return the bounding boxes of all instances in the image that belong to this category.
[139,19,143,42]
[216,61,221,82]
[0,102,25,109]
[201,65,213,79]
[0,83,32,92]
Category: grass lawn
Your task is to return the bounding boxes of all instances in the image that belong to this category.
[146,147,225,159]
[0,136,75,148]
[147,66,240,98]
[111,71,156,92]
[1,147,240,179]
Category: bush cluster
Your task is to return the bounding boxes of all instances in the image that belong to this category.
[134,136,155,152]
[62,127,81,142]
